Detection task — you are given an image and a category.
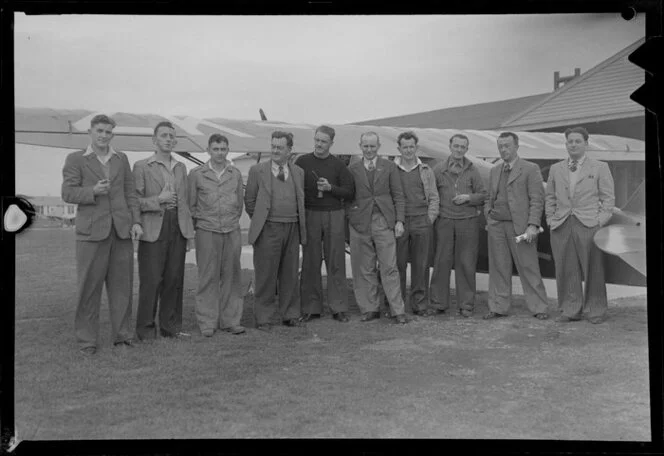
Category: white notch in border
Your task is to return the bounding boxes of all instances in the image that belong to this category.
[165,116,255,138]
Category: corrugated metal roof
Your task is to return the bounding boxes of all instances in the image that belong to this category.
[351,94,549,130]
[501,38,645,130]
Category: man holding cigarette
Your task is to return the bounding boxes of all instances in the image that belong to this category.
[295,126,355,322]
[62,114,142,355]
[484,131,549,320]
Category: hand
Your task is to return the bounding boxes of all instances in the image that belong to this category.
[428,214,437,225]
[93,179,110,196]
[394,221,404,238]
[186,238,195,252]
[130,224,143,241]
[524,224,539,243]
[452,194,470,205]
[158,187,177,205]
[317,178,332,192]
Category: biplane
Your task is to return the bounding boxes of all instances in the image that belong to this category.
[14,107,646,286]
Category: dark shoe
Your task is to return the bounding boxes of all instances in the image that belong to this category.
[332,312,350,322]
[299,313,321,322]
[113,340,135,348]
[588,316,605,324]
[412,309,427,316]
[256,323,272,332]
[483,312,508,320]
[555,315,581,323]
[201,329,215,337]
[394,314,408,325]
[80,346,96,356]
[534,313,549,320]
[459,309,473,318]
[360,311,381,322]
[283,318,304,327]
[425,308,446,316]
[222,326,246,335]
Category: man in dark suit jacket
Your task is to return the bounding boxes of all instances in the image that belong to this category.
[61,114,142,355]
[545,126,615,324]
[484,132,549,320]
[133,121,195,340]
[347,132,409,324]
[245,131,307,331]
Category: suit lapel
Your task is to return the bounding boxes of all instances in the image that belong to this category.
[557,161,570,195]
[373,158,384,187]
[491,165,500,197]
[575,158,592,186]
[507,160,522,186]
[148,161,166,189]
[108,153,121,182]
[84,154,107,181]
[260,161,273,195]
[353,161,371,191]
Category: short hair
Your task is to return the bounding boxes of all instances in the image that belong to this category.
[272,130,294,148]
[498,131,519,146]
[359,131,380,144]
[208,133,229,147]
[153,121,175,136]
[449,133,469,146]
[397,131,419,146]
[315,125,336,141]
[90,114,116,128]
[564,126,589,141]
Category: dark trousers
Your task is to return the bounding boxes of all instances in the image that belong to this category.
[253,221,301,325]
[136,209,187,339]
[75,226,134,349]
[550,215,607,318]
[396,214,432,312]
[430,216,480,312]
[300,209,348,315]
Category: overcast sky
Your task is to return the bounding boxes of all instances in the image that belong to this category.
[15,13,644,125]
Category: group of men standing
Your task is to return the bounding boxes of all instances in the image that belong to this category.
[62,114,615,356]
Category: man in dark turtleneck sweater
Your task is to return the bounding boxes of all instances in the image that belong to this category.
[295,126,355,322]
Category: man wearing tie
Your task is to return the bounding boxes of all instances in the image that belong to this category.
[62,114,142,355]
[245,131,307,331]
[545,127,615,324]
[347,132,409,324]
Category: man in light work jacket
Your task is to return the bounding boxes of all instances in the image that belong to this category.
[430,133,487,317]
[245,131,307,331]
[347,132,409,324]
[295,125,355,323]
[545,126,615,324]
[393,131,439,316]
[133,121,195,340]
[188,134,245,337]
[484,132,549,320]
[62,114,142,355]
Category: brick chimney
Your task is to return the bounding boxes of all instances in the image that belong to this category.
[554,68,581,90]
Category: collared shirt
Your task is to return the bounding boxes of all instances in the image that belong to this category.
[84,144,117,165]
[363,157,377,171]
[271,160,290,180]
[568,154,587,196]
[503,156,519,172]
[208,160,231,181]
[147,153,180,208]
[448,156,465,175]
[394,156,422,173]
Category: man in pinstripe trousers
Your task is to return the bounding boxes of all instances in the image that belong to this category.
[545,127,615,324]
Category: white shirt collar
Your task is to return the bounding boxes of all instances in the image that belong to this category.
[84,144,117,157]
[208,160,233,177]
[363,157,377,170]
[148,153,179,170]
[568,155,587,166]
[271,160,289,178]
[394,156,422,172]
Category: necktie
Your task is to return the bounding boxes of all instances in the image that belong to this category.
[367,160,375,171]
[504,164,511,174]
[569,160,578,172]
[277,165,285,182]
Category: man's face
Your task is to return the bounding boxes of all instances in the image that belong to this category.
[449,137,469,160]
[271,137,292,165]
[497,136,519,163]
[566,132,587,159]
[359,135,380,161]
[208,141,229,165]
[314,131,333,157]
[153,126,177,153]
[398,138,418,161]
[88,123,114,150]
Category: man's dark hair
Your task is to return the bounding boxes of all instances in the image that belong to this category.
[397,131,419,146]
[153,121,176,136]
[272,130,294,148]
[208,133,229,147]
[90,114,116,128]
[498,131,519,146]
[315,125,336,141]
[564,126,589,141]
[449,133,469,146]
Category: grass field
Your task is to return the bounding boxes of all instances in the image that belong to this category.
[14,227,651,441]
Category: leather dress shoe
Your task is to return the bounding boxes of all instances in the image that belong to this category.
[360,311,380,322]
[458,309,473,318]
[299,313,321,322]
[534,313,549,320]
[394,314,408,325]
[555,315,581,323]
[80,346,97,355]
[283,318,304,327]
[483,312,508,320]
[223,326,246,335]
[113,340,135,348]
[256,323,272,331]
[588,316,605,324]
[332,312,350,322]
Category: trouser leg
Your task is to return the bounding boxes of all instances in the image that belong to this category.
[408,215,432,313]
[508,224,549,315]
[159,211,187,337]
[396,217,411,307]
[550,217,584,318]
[349,224,379,314]
[300,209,324,315]
[487,221,513,314]
[75,237,111,349]
[571,217,607,318]
[194,229,222,333]
[323,209,349,314]
[105,226,135,344]
[277,222,301,321]
[372,213,405,316]
[253,222,283,325]
[219,228,244,329]
[454,217,479,312]
[429,217,454,311]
